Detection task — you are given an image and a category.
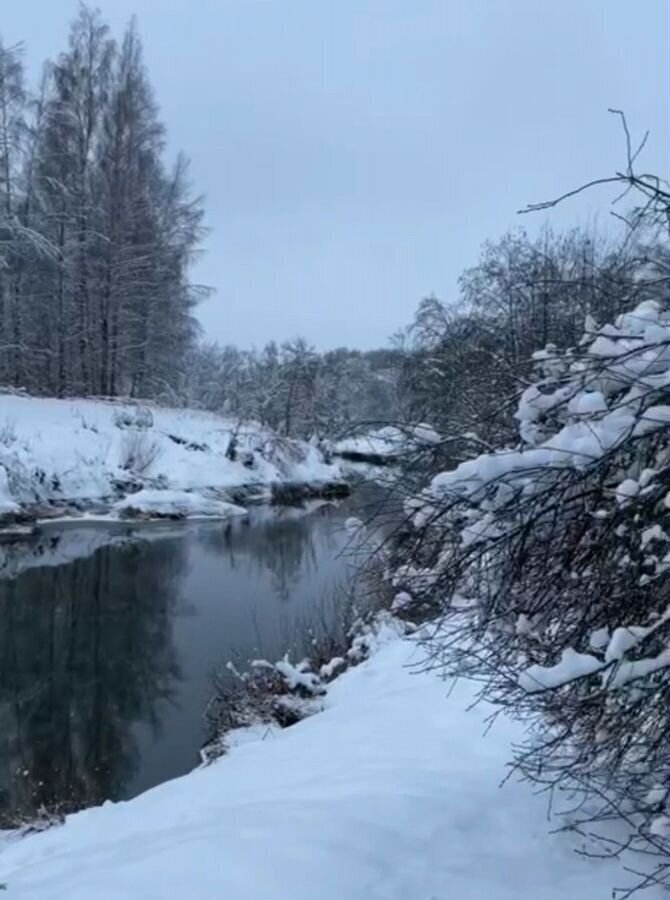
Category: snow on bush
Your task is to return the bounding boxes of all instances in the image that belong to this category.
[390,591,413,613]
[0,464,19,515]
[119,429,163,475]
[0,418,17,447]
[113,405,154,430]
[390,296,670,892]
[203,611,409,763]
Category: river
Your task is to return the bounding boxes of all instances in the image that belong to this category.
[0,492,380,825]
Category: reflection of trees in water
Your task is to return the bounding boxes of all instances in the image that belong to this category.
[203,507,344,603]
[0,537,185,824]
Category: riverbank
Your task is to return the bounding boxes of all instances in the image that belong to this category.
[0,621,636,900]
[0,394,348,529]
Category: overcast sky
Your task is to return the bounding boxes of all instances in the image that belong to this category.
[4,0,668,349]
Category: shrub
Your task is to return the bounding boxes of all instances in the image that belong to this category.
[113,405,154,430]
[119,429,162,475]
[202,569,409,762]
[391,297,669,896]
[0,419,17,447]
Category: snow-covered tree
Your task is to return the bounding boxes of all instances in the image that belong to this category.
[182,340,403,440]
[395,228,643,451]
[388,163,670,893]
[392,296,669,893]
[0,8,205,399]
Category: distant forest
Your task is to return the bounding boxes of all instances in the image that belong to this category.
[184,219,666,445]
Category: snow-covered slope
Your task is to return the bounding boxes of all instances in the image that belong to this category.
[0,395,342,520]
[0,634,645,900]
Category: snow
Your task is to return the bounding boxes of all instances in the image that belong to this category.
[0,633,642,900]
[0,394,343,522]
[461,512,502,547]
[641,524,668,547]
[411,422,441,445]
[319,656,346,680]
[602,608,670,666]
[644,787,668,807]
[589,627,610,651]
[606,649,670,689]
[344,515,363,533]
[567,389,608,416]
[516,613,539,637]
[114,489,247,520]
[520,640,670,694]
[335,428,406,458]
[650,816,670,838]
[615,478,640,504]
[519,647,603,692]
[390,590,413,612]
[0,465,19,515]
[605,625,652,662]
[520,615,670,692]
[273,656,323,694]
[335,423,440,459]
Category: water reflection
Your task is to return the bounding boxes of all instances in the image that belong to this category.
[201,504,343,601]
[0,500,360,823]
[0,538,185,824]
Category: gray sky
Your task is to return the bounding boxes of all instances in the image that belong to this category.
[4,0,668,349]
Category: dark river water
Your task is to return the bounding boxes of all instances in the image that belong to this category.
[0,493,378,824]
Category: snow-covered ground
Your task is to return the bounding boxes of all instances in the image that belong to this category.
[0,395,343,522]
[0,630,647,900]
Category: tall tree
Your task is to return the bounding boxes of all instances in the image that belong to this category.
[0,7,206,398]
[0,38,27,384]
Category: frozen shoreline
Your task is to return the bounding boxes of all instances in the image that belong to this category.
[0,394,349,529]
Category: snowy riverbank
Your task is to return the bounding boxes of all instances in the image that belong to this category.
[0,395,347,526]
[0,625,645,899]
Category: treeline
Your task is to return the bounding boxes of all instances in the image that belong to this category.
[183,340,401,440]
[181,223,667,443]
[396,224,668,448]
[0,8,205,398]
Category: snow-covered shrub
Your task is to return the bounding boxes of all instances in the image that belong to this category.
[0,447,44,507]
[113,405,154,430]
[0,418,17,447]
[119,429,162,475]
[201,654,326,762]
[392,295,669,892]
[257,434,308,473]
[203,571,411,763]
